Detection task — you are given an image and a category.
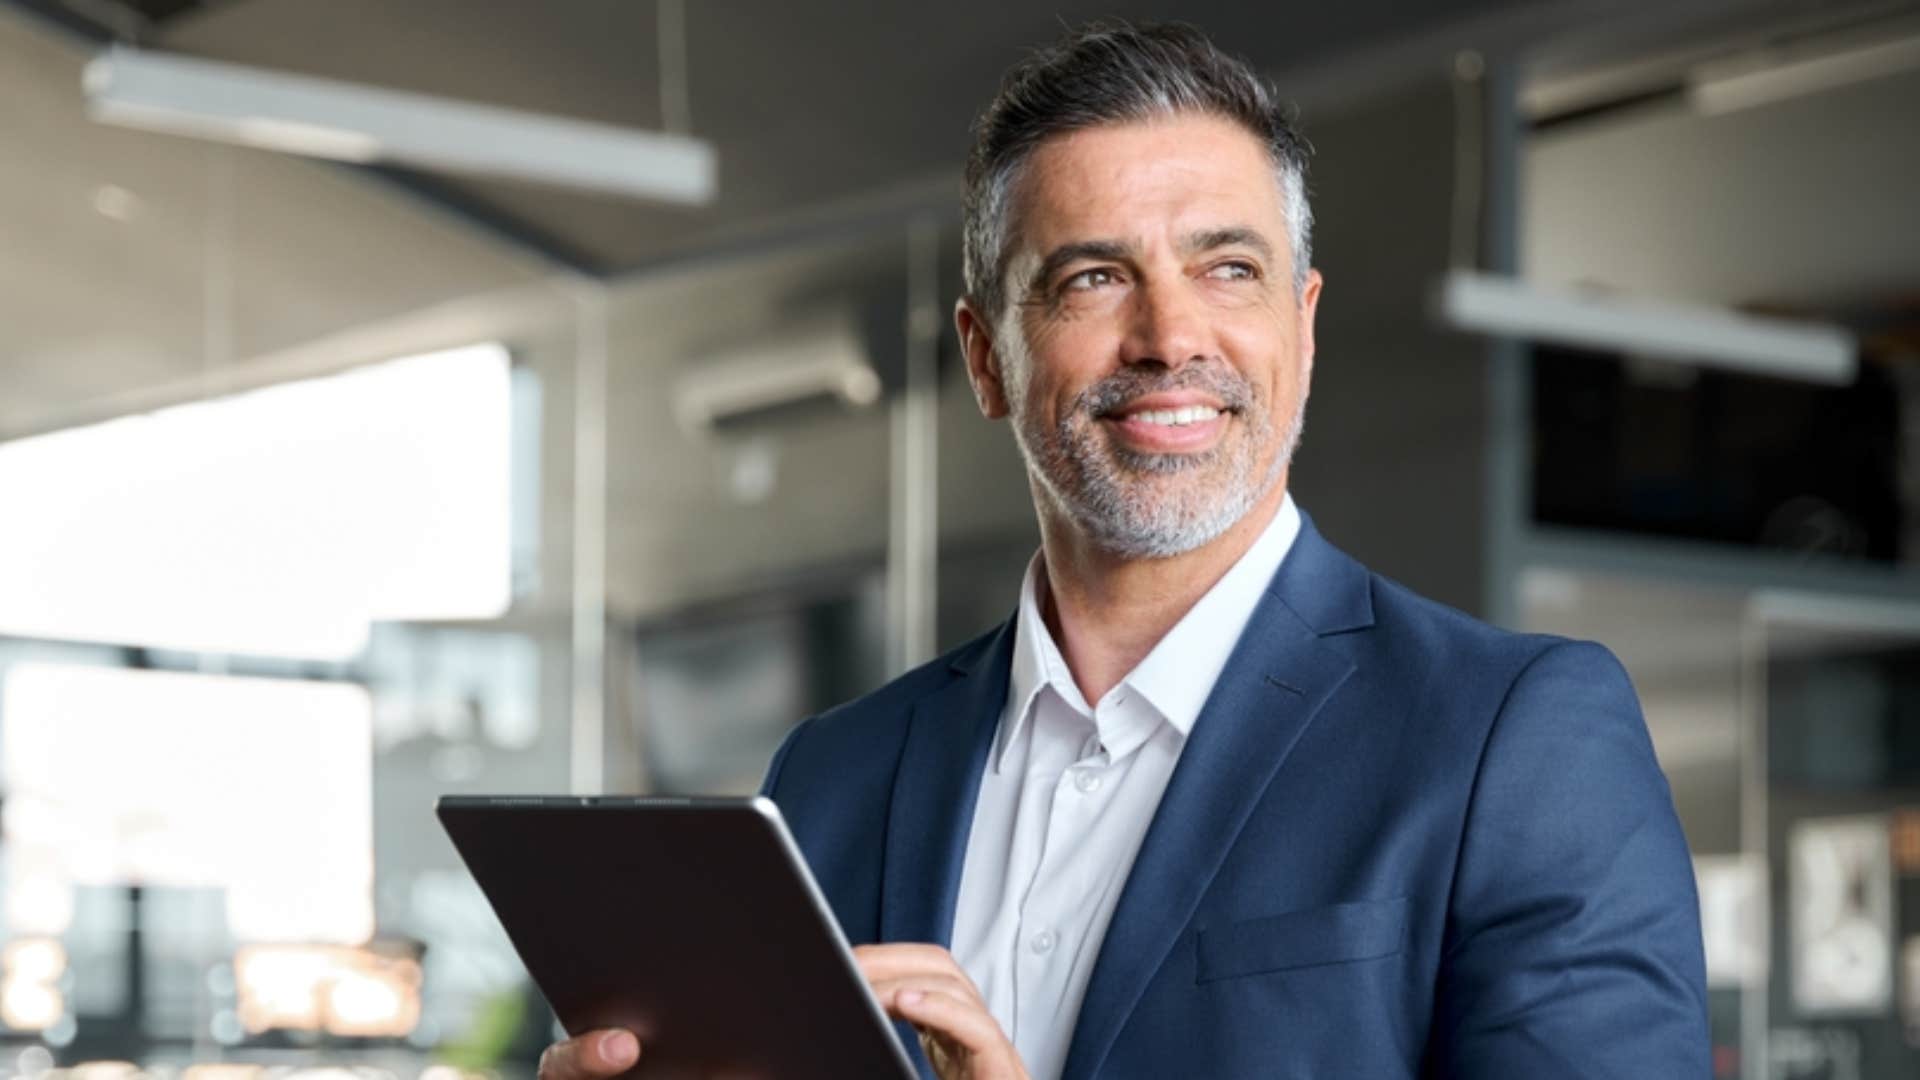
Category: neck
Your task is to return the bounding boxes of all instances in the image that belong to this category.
[1036,475,1289,706]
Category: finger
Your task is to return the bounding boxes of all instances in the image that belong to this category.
[868,972,982,1008]
[854,942,960,974]
[891,988,1015,1060]
[538,1029,641,1080]
[854,943,981,991]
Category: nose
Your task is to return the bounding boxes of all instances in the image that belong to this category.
[1123,274,1210,370]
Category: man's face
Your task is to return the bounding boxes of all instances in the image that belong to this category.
[959,112,1322,559]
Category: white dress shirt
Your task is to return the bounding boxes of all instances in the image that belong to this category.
[949,494,1303,1080]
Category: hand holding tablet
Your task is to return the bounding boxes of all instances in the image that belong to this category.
[539,1029,642,1080]
[438,796,919,1080]
[853,944,1033,1080]
[537,946,1034,1080]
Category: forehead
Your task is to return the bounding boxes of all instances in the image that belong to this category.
[1008,113,1286,250]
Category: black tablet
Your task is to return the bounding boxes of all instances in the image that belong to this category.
[436,795,917,1080]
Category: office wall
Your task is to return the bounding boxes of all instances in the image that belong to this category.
[1526,66,1920,307]
[1294,73,1493,616]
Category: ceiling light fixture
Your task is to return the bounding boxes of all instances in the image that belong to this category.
[1690,26,1920,115]
[83,46,717,204]
[1434,270,1856,384]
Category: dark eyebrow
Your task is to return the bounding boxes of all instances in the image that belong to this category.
[1031,239,1135,293]
[1183,226,1275,261]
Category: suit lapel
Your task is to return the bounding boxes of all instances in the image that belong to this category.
[879,620,1013,948]
[1059,518,1372,1080]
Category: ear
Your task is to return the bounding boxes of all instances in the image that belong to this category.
[1296,269,1324,382]
[955,297,1010,420]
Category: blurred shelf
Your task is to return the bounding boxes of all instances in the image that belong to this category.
[1517,524,1920,608]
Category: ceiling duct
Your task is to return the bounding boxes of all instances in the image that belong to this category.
[672,312,885,436]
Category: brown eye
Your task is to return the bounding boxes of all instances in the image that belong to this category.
[1065,267,1119,291]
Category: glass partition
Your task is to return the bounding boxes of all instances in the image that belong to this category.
[0,11,579,1074]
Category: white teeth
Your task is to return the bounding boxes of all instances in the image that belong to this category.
[1130,405,1220,426]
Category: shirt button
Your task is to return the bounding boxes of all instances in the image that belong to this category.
[1030,930,1057,955]
[1074,770,1102,794]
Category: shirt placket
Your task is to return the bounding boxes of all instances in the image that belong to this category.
[1011,716,1112,1057]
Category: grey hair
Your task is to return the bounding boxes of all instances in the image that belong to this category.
[962,21,1314,319]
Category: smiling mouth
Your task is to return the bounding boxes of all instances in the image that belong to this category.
[1092,400,1237,459]
[1108,404,1225,427]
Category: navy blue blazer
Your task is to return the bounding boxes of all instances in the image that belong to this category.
[761,515,1709,1078]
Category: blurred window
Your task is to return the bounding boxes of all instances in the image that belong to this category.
[1,663,373,943]
[0,344,513,660]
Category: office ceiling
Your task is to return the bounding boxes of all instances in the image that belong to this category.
[18,0,1896,276]
[4,0,1913,623]
[8,0,1582,275]
[9,0,1906,279]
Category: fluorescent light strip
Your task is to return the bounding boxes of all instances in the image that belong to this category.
[1691,32,1920,116]
[1435,270,1856,384]
[84,46,717,204]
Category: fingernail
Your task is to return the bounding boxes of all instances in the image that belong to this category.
[899,990,923,1006]
[601,1031,638,1066]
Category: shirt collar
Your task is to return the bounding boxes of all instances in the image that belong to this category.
[997,493,1303,771]
[1001,557,1063,768]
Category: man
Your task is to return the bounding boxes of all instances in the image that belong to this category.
[543,21,1708,1079]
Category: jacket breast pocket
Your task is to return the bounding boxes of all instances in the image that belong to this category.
[1195,897,1409,983]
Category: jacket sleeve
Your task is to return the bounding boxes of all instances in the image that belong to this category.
[1433,640,1710,1078]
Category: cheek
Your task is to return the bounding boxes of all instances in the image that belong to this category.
[1220,308,1302,393]
[998,349,1066,428]
[1020,325,1110,413]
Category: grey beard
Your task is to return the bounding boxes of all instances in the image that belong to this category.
[1012,365,1304,559]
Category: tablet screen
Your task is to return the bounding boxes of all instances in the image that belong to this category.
[438,796,917,1080]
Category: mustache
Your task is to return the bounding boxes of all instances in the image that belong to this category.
[1075,363,1257,419]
